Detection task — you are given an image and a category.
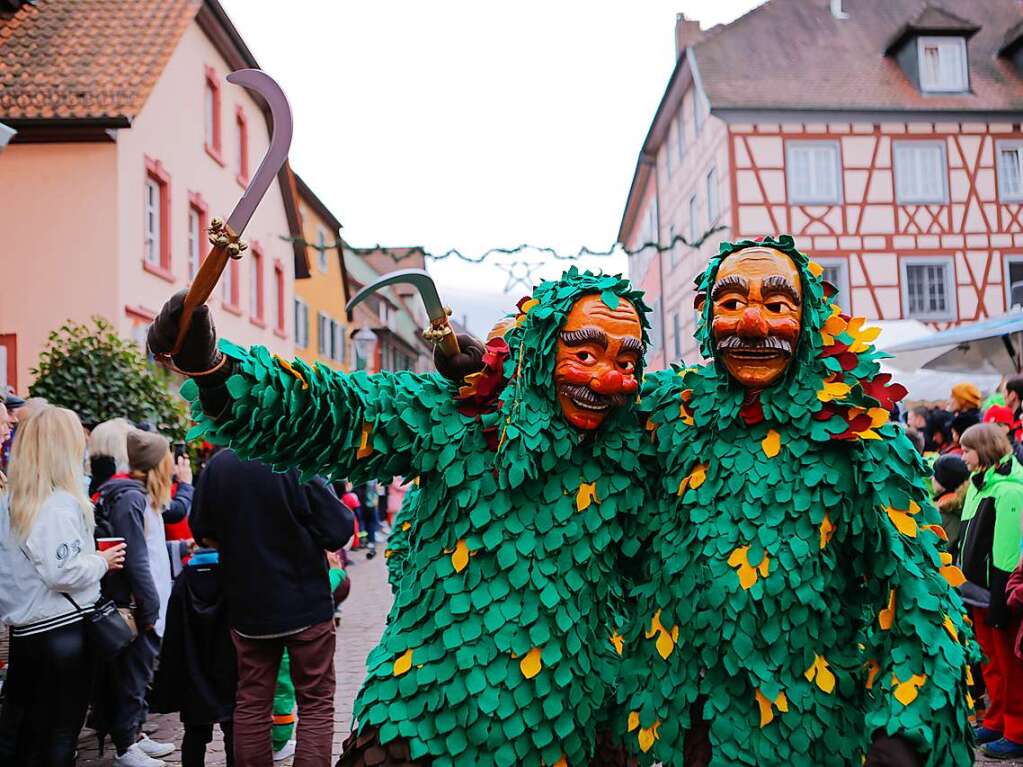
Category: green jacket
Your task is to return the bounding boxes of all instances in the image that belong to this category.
[960,455,1023,575]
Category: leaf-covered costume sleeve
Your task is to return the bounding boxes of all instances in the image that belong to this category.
[183,339,453,484]
[855,429,979,766]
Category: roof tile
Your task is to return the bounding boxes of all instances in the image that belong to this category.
[0,0,197,120]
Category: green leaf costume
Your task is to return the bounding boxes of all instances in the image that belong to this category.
[618,236,978,766]
[182,268,653,767]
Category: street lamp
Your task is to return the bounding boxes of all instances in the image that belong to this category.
[353,326,378,371]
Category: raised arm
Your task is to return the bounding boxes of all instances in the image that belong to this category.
[148,290,450,483]
[855,432,978,767]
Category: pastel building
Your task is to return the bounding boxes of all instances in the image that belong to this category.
[0,0,306,391]
[620,0,1023,366]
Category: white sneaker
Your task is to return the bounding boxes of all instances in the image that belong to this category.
[273,739,297,761]
[112,743,166,767]
[137,734,175,758]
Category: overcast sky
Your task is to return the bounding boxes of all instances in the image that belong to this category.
[220,1,765,333]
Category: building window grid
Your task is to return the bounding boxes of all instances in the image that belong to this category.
[274,263,286,334]
[187,208,201,279]
[816,258,850,308]
[998,141,1023,202]
[294,298,309,348]
[249,246,264,322]
[676,111,686,164]
[917,36,968,93]
[1004,255,1023,311]
[235,106,249,184]
[144,178,161,266]
[786,141,842,204]
[317,229,329,272]
[901,258,955,321]
[203,66,222,162]
[894,141,948,204]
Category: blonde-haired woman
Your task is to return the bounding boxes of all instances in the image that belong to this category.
[94,428,190,766]
[958,423,1023,759]
[88,417,133,496]
[0,406,125,766]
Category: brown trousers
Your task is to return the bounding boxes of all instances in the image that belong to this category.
[232,620,336,767]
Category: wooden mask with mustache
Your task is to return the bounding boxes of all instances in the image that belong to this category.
[708,247,803,389]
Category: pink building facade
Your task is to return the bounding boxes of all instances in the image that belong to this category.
[0,0,306,392]
[620,0,1023,366]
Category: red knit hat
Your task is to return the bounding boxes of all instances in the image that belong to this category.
[983,404,1015,427]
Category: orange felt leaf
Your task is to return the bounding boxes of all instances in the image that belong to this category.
[808,261,824,278]
[576,482,599,512]
[923,524,948,541]
[401,521,411,532]
[879,588,897,630]
[627,711,640,733]
[819,513,835,549]
[893,673,927,706]
[637,723,660,753]
[886,506,918,537]
[762,429,781,458]
[520,647,542,679]
[941,564,966,587]
[865,659,880,689]
[755,689,774,727]
[728,546,758,589]
[357,421,374,459]
[805,654,836,693]
[393,649,413,676]
[943,614,959,643]
[610,632,624,656]
[273,354,309,389]
[553,757,568,767]
[451,539,469,573]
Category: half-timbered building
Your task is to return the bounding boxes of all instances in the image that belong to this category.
[620,0,1023,365]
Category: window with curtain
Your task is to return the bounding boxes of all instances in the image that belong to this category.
[894,142,947,204]
[786,142,841,204]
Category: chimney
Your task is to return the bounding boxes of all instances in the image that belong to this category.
[830,0,849,19]
[675,13,703,57]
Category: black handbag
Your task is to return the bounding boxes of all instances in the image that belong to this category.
[61,593,135,660]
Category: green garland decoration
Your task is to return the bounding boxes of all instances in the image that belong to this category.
[181,267,655,767]
[617,235,979,766]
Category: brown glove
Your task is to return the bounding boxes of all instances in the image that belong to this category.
[433,333,487,384]
[147,290,223,378]
[865,736,922,767]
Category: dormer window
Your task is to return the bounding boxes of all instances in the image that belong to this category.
[918,36,967,92]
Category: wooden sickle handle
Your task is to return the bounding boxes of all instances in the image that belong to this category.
[168,222,239,356]
[437,325,461,358]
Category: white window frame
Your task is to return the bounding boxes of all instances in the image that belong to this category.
[317,312,329,356]
[893,140,948,204]
[1003,255,1023,311]
[917,36,968,94]
[293,298,309,348]
[143,178,160,265]
[786,141,842,205]
[187,208,201,279]
[815,257,850,307]
[204,82,216,147]
[688,194,700,244]
[706,166,720,223]
[249,256,262,320]
[316,229,329,273]
[900,256,957,321]
[997,141,1023,202]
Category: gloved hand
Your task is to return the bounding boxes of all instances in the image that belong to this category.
[433,333,487,383]
[147,289,222,376]
[865,735,922,767]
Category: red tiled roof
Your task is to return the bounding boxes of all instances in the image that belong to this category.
[695,0,1023,114]
[0,0,198,120]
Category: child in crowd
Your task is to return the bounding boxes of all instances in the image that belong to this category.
[931,454,970,551]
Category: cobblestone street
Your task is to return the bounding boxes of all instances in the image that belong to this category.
[70,541,1021,767]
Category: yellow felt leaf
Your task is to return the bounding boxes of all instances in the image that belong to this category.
[857,429,882,440]
[357,421,374,459]
[762,429,781,458]
[941,564,966,587]
[273,354,309,389]
[775,692,788,712]
[808,261,824,278]
[677,476,689,496]
[867,408,890,427]
[819,513,835,549]
[645,610,665,640]
[384,548,393,559]
[755,689,774,727]
[576,482,598,512]
[393,649,413,676]
[893,673,927,706]
[520,647,542,679]
[637,725,658,753]
[401,521,411,532]
[610,632,624,656]
[805,654,836,693]
[520,298,539,314]
[966,665,974,686]
[728,546,761,589]
[451,539,469,573]
[879,589,896,630]
[627,711,640,733]
[943,614,959,643]
[727,546,749,567]
[655,629,675,660]
[689,463,707,489]
[817,379,852,402]
[757,556,770,578]
[886,507,918,537]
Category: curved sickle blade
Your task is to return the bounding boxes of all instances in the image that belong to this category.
[225,69,293,236]
[347,268,447,323]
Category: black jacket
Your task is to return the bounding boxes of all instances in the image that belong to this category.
[95,478,161,629]
[189,450,354,636]
[149,553,236,724]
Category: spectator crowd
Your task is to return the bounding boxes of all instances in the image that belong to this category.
[1,371,1023,764]
[0,390,412,767]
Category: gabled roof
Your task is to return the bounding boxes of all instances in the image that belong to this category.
[0,0,308,277]
[885,5,980,55]
[694,0,1023,115]
[294,172,349,301]
[0,0,197,122]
